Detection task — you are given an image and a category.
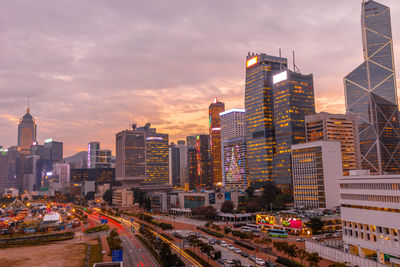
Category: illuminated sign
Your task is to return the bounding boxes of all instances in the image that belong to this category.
[219,108,245,117]
[146,137,163,141]
[246,56,258,68]
[273,71,288,84]
[46,172,52,176]
[256,215,276,225]
[212,128,221,131]
[44,138,53,143]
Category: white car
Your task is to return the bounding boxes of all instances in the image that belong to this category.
[233,248,241,254]
[227,244,235,250]
[255,258,265,266]
[219,240,227,247]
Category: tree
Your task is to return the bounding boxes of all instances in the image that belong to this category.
[305,217,324,234]
[285,244,298,260]
[220,200,234,213]
[245,186,255,198]
[85,191,95,201]
[297,248,310,265]
[191,206,217,219]
[275,193,294,209]
[262,182,282,211]
[307,252,322,267]
[329,263,352,267]
[103,189,113,205]
[224,226,231,234]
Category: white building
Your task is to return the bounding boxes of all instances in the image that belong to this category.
[53,163,70,184]
[340,170,400,266]
[169,140,189,188]
[112,188,133,207]
[291,141,342,209]
[220,109,247,189]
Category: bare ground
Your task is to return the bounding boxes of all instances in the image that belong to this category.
[0,242,86,267]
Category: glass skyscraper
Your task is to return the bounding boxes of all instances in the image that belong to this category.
[344,0,400,173]
[18,107,37,155]
[245,53,287,188]
[209,97,225,188]
[272,68,315,191]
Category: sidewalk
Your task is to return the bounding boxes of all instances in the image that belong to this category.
[100,235,112,262]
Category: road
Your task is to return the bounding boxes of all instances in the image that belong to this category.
[86,212,160,267]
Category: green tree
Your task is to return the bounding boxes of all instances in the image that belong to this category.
[220,200,234,213]
[246,186,255,198]
[103,189,113,205]
[305,217,324,234]
[224,226,231,234]
[85,191,95,201]
[262,182,282,211]
[274,193,294,209]
[285,244,298,260]
[307,252,322,267]
[297,248,310,265]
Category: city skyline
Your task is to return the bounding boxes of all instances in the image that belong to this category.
[2,0,400,157]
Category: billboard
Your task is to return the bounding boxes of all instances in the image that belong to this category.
[256,215,276,225]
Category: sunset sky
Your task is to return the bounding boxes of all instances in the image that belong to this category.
[1,0,400,157]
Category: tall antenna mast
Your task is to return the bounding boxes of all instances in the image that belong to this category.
[27,96,30,113]
[279,48,283,71]
[292,50,301,73]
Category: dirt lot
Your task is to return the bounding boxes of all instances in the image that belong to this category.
[0,242,86,267]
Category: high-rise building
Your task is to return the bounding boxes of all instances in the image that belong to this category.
[169,140,188,188]
[188,147,198,190]
[115,125,146,188]
[220,109,247,189]
[272,68,315,191]
[143,130,169,185]
[53,163,70,184]
[194,135,212,189]
[209,97,225,188]
[17,108,37,155]
[87,142,112,169]
[339,170,400,265]
[245,53,288,188]
[306,112,361,175]
[344,0,400,174]
[291,141,343,209]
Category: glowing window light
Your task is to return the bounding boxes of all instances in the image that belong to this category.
[146,137,163,140]
[246,56,258,68]
[273,71,288,84]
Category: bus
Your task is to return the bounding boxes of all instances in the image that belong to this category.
[267,229,288,238]
[246,224,261,232]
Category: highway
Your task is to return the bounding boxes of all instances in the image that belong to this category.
[86,211,160,267]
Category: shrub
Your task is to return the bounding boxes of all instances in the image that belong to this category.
[234,240,255,250]
[276,256,304,267]
[199,227,224,238]
[84,224,109,233]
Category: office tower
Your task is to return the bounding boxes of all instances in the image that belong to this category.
[188,147,198,190]
[306,112,361,175]
[344,0,400,174]
[53,163,70,184]
[17,107,37,154]
[209,97,225,188]
[87,142,112,169]
[70,168,115,185]
[0,149,8,190]
[220,109,248,189]
[115,125,146,188]
[245,53,288,188]
[144,131,169,185]
[186,135,197,148]
[291,141,342,209]
[193,135,212,189]
[272,67,315,191]
[169,140,188,188]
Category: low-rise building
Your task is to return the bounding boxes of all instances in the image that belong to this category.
[340,170,400,266]
[112,188,133,207]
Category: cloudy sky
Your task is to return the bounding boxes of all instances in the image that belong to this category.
[1,0,400,157]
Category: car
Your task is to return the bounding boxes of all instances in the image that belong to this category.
[255,258,265,266]
[296,237,305,242]
[218,258,227,264]
[266,261,275,267]
[227,244,235,250]
[209,239,216,245]
[233,248,241,254]
[249,255,256,262]
[219,240,227,247]
[232,259,241,265]
[241,251,249,257]
[333,233,342,238]
[312,235,323,241]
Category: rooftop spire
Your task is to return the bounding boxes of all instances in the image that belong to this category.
[213,96,218,104]
[27,96,30,114]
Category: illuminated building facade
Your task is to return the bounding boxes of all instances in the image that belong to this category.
[169,140,188,188]
[344,0,400,174]
[306,112,361,175]
[245,53,287,188]
[209,97,225,188]
[220,109,247,189]
[291,141,342,209]
[143,132,169,185]
[188,147,198,190]
[17,108,37,155]
[115,126,146,188]
[272,68,315,191]
[193,135,212,189]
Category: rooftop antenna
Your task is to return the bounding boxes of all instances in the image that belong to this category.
[292,50,301,73]
[132,122,137,131]
[279,48,283,71]
[27,96,30,113]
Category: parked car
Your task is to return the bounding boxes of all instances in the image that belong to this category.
[241,251,249,257]
[233,248,241,254]
[249,255,256,262]
[227,244,235,250]
[218,258,227,264]
[266,261,275,267]
[209,239,216,245]
[312,235,323,241]
[296,237,305,242]
[255,258,265,266]
[219,240,227,247]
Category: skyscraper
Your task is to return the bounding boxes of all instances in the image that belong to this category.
[272,67,315,191]
[344,0,400,174]
[306,112,361,175]
[190,135,212,189]
[18,108,37,155]
[169,140,188,188]
[143,130,169,185]
[209,97,225,188]
[245,53,287,187]
[220,108,248,190]
[87,142,111,169]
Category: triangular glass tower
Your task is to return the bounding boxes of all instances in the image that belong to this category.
[344,0,400,173]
